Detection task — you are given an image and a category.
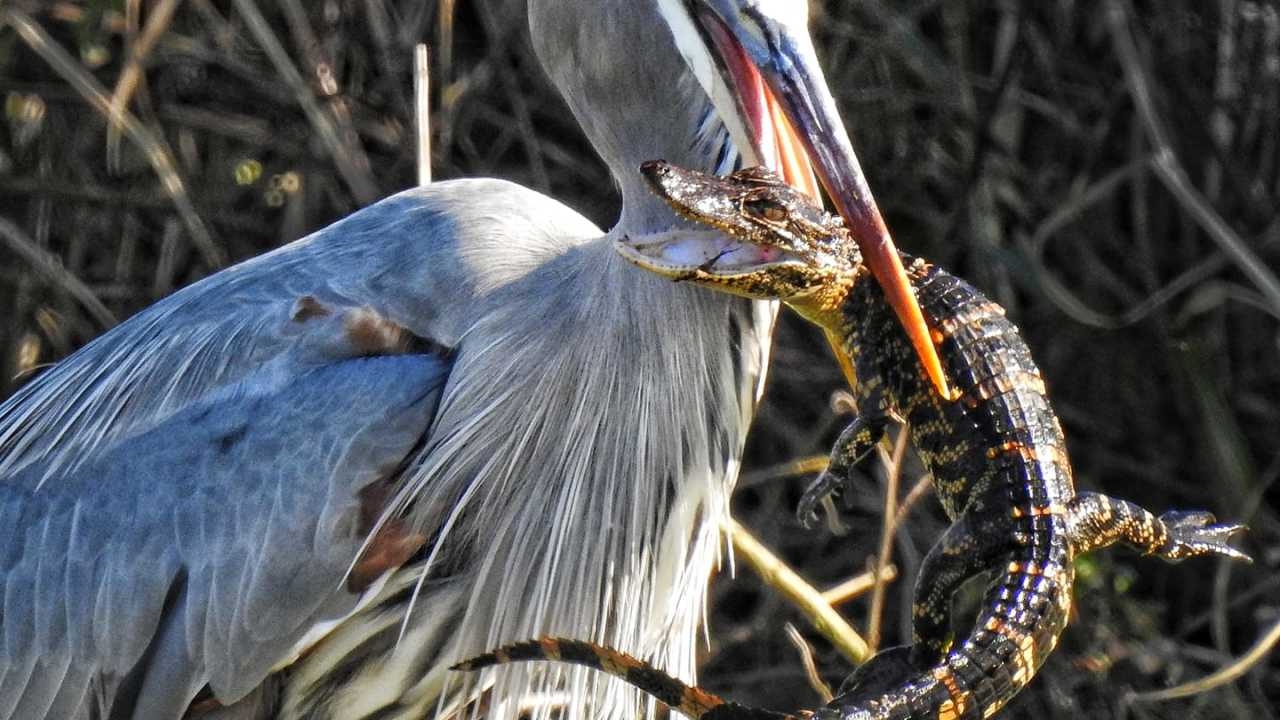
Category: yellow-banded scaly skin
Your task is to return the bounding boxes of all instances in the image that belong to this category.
[611,161,1250,720]
[451,638,802,719]
[808,257,1077,720]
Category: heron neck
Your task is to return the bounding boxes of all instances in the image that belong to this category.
[529,0,738,237]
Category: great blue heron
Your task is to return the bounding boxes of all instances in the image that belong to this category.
[0,2,924,718]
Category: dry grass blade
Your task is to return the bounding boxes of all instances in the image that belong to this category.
[1105,0,1280,319]
[727,517,871,663]
[1130,616,1280,703]
[785,623,834,703]
[1020,161,1144,329]
[437,0,457,92]
[106,0,184,173]
[230,0,380,205]
[0,217,116,329]
[416,43,432,186]
[0,7,223,268]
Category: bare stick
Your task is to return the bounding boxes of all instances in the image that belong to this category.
[232,0,380,205]
[437,0,457,102]
[867,425,910,652]
[892,475,934,528]
[0,217,116,329]
[727,516,871,663]
[821,564,899,606]
[416,43,432,186]
[1130,616,1280,703]
[0,7,222,268]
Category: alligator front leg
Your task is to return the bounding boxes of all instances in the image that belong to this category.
[1066,491,1250,561]
[797,389,891,529]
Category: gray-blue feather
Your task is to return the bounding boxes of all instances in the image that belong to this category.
[0,354,446,719]
[0,179,580,487]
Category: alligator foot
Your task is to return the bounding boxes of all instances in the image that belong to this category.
[1158,510,1251,562]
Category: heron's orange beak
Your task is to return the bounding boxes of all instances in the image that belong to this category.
[702,12,954,400]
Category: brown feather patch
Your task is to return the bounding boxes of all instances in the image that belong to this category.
[347,519,425,593]
[344,307,411,355]
[291,295,332,322]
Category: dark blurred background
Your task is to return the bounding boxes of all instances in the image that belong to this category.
[0,1,1276,717]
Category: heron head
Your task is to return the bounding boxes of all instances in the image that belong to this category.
[651,1,817,194]
[620,161,860,312]
[653,1,883,224]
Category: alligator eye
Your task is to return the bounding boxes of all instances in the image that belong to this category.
[744,197,788,223]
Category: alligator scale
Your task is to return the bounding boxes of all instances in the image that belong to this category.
[456,163,1249,720]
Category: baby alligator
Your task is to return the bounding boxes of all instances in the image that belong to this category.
[454,163,1249,720]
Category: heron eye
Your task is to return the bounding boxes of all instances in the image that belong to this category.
[745,198,788,223]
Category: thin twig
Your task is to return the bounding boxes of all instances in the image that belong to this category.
[867,425,910,652]
[821,564,898,606]
[276,0,376,202]
[1026,178,1280,328]
[1020,160,1144,329]
[416,43,432,186]
[106,0,184,172]
[0,7,223,268]
[739,454,829,488]
[0,217,116,329]
[727,517,871,664]
[1130,616,1280,703]
[892,475,933,528]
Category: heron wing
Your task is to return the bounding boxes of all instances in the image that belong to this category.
[0,180,597,489]
[0,278,427,485]
[0,353,447,720]
[0,188,467,485]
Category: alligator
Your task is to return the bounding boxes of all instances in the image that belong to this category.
[453,162,1250,720]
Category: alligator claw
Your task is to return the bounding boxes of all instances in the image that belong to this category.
[1158,510,1251,563]
[797,470,844,529]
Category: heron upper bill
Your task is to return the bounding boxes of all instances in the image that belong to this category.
[689,2,954,399]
